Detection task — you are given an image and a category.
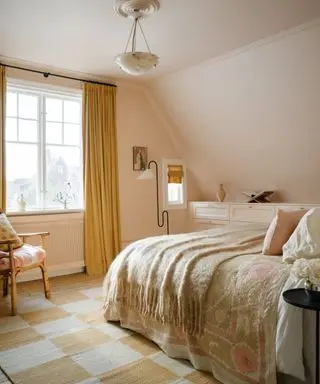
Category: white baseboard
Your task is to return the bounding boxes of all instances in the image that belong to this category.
[16,261,85,282]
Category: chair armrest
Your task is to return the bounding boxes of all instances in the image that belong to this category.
[18,232,50,238]
[18,232,50,249]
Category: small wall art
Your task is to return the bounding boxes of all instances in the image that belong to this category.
[132,146,148,171]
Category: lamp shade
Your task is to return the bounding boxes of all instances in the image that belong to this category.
[115,52,159,76]
[137,168,155,180]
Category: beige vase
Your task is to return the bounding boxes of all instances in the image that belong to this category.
[216,184,226,202]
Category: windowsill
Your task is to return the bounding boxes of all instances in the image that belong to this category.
[7,208,84,217]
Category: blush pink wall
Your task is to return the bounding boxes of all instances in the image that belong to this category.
[149,20,320,204]
[116,85,188,247]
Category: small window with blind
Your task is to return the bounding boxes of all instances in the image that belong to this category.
[162,159,187,210]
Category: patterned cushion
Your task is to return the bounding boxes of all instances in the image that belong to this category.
[0,244,46,271]
[0,212,23,251]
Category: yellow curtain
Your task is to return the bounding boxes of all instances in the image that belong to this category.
[0,65,6,210]
[82,83,120,275]
[167,164,184,184]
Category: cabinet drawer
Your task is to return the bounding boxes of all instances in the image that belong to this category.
[275,205,314,213]
[190,219,229,232]
[230,204,275,223]
[191,202,229,221]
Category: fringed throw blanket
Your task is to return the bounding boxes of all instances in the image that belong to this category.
[104,224,271,337]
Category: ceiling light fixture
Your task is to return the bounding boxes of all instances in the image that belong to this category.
[114,0,160,76]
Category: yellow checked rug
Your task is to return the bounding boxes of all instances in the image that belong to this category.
[0,274,216,384]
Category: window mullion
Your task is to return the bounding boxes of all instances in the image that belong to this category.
[17,93,20,141]
[39,94,46,209]
[62,100,65,144]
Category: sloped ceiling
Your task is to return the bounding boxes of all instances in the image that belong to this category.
[0,0,319,81]
[149,20,320,203]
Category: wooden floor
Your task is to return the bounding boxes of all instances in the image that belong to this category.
[15,273,105,294]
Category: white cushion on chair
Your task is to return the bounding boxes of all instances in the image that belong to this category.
[0,244,46,271]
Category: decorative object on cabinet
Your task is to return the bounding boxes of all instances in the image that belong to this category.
[137,160,170,235]
[133,146,148,171]
[216,183,226,202]
[243,190,275,203]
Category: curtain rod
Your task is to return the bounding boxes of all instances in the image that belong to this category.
[1,63,117,88]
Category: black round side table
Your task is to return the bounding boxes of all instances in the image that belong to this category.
[283,288,320,384]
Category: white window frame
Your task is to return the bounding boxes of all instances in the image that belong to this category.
[5,79,83,214]
[162,158,187,210]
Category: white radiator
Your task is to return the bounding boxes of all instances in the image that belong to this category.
[9,212,85,282]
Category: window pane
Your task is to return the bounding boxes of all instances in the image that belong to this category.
[64,124,80,145]
[46,122,62,144]
[168,183,183,204]
[64,100,80,123]
[19,119,38,143]
[6,92,17,117]
[18,94,38,119]
[46,98,62,122]
[6,143,38,210]
[46,146,82,208]
[5,118,17,141]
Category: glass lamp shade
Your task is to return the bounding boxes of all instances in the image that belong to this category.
[115,52,159,76]
[136,168,155,180]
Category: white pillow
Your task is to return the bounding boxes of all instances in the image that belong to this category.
[282,207,320,263]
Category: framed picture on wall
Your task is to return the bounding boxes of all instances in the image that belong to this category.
[132,146,148,171]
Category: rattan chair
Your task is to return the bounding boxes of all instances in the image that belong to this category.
[0,232,51,315]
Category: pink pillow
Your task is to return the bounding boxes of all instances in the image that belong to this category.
[262,209,307,256]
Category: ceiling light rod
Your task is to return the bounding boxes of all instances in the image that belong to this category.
[124,16,152,54]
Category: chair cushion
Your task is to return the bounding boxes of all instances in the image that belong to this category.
[0,212,23,251]
[0,244,46,271]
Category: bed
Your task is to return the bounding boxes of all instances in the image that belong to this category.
[103,223,314,384]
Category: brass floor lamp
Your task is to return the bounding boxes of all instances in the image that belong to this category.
[137,160,170,235]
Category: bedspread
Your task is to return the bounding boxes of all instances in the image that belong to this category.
[103,224,292,384]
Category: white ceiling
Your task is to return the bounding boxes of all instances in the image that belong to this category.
[0,0,319,82]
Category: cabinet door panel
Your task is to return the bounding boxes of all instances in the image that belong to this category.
[230,204,275,223]
[191,202,229,221]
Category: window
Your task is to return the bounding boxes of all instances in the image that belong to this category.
[5,82,83,212]
[162,159,187,210]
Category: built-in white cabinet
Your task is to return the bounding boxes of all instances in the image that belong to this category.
[188,201,319,232]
